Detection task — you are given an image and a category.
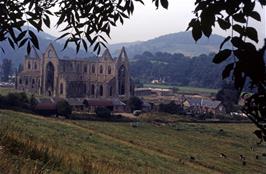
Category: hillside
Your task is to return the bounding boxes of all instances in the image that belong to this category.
[108,31,226,58]
[0,110,265,174]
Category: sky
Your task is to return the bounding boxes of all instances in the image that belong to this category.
[47,0,266,45]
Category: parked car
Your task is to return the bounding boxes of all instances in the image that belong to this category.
[133,110,142,116]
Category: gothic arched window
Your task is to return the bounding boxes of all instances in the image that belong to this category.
[118,65,126,95]
[92,64,95,73]
[60,83,64,94]
[84,65,87,73]
[91,84,95,95]
[109,86,112,96]
[28,62,31,69]
[108,66,111,74]
[45,62,55,92]
[100,65,103,74]
[99,85,103,96]
[34,62,37,69]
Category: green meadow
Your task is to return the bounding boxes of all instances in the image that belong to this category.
[0,110,265,173]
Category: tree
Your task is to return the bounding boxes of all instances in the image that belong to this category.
[127,96,143,112]
[188,0,266,143]
[0,0,168,55]
[1,58,12,82]
[159,101,183,114]
[56,100,72,118]
[216,82,240,113]
[95,107,111,118]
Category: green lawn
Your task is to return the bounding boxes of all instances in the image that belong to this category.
[0,110,265,174]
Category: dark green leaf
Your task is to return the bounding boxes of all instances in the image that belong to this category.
[233,24,244,35]
[220,36,231,50]
[27,41,31,55]
[217,18,231,30]
[19,38,28,48]
[231,37,245,48]
[8,38,15,49]
[186,18,197,31]
[258,0,266,5]
[191,20,202,42]
[43,14,51,28]
[57,13,65,26]
[233,12,246,23]
[153,0,159,8]
[1,47,5,54]
[62,39,70,51]
[213,49,232,64]
[16,31,27,42]
[160,0,168,9]
[9,28,17,44]
[82,39,88,52]
[222,63,234,79]
[76,42,80,53]
[250,11,261,21]
[246,27,258,43]
[29,30,39,49]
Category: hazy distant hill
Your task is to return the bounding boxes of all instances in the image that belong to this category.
[1,30,227,66]
[0,28,94,66]
[108,31,226,58]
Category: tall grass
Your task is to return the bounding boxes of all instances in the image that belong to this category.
[0,122,125,174]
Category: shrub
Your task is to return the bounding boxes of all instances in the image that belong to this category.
[56,100,72,118]
[95,107,111,118]
[127,96,143,112]
[159,101,183,114]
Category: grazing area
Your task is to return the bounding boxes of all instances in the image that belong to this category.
[0,110,266,174]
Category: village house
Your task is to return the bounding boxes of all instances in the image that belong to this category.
[183,98,225,116]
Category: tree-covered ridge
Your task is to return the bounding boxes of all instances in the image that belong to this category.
[131,51,229,89]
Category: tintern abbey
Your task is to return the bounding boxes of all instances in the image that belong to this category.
[16,44,134,99]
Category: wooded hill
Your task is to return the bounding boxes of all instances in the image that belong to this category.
[131,51,231,89]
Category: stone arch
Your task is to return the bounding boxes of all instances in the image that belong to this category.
[45,62,55,96]
[118,65,126,95]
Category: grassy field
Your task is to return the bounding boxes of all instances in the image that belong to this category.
[0,110,266,174]
[0,87,16,96]
[144,83,218,95]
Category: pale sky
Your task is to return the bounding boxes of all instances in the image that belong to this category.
[47,0,266,45]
